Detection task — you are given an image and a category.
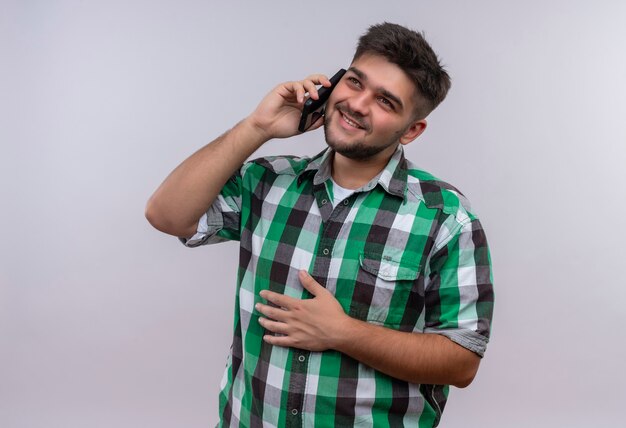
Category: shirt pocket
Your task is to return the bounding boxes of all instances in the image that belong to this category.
[349,251,422,327]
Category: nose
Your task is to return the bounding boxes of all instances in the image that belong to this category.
[346,91,369,117]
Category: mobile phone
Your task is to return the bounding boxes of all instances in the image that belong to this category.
[298,68,346,133]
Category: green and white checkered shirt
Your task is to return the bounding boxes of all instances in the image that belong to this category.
[182,146,494,427]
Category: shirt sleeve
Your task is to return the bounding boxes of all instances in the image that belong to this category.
[178,167,245,247]
[422,217,494,357]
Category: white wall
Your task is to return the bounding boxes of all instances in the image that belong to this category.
[2,1,625,426]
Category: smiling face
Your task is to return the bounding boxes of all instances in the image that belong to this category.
[323,54,427,161]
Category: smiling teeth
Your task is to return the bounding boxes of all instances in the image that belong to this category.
[342,113,361,129]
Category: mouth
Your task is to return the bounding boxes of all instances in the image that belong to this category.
[335,106,367,131]
[341,113,364,129]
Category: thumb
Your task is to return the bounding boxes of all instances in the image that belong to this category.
[299,270,324,296]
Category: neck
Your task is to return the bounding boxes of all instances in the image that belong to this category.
[331,149,396,190]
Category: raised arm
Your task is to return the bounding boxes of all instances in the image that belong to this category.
[145,75,331,238]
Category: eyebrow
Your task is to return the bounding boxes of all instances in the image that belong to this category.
[348,66,405,111]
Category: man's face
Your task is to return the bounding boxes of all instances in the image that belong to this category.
[323,54,423,161]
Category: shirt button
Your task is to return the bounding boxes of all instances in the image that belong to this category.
[298,355,306,362]
[321,199,328,205]
[291,409,299,415]
[343,199,349,205]
[322,248,330,255]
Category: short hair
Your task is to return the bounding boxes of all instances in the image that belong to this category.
[353,22,451,119]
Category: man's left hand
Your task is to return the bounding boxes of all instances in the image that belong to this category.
[256,270,350,352]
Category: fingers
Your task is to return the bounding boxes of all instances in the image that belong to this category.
[312,74,332,88]
[257,272,323,311]
[256,300,287,321]
[282,74,331,104]
[280,81,306,104]
[263,334,291,347]
[259,289,294,309]
[303,73,331,100]
[258,316,289,334]
[298,270,325,296]
[302,80,319,101]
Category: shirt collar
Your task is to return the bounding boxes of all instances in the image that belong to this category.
[300,145,408,200]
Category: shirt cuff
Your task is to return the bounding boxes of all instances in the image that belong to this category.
[178,203,225,247]
[424,328,489,357]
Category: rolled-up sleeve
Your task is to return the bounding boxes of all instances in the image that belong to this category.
[423,217,494,357]
[179,167,244,247]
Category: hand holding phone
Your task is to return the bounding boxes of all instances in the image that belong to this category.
[298,69,346,133]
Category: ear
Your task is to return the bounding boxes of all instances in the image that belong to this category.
[399,119,427,146]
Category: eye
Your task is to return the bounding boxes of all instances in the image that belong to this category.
[347,77,361,87]
[377,96,394,109]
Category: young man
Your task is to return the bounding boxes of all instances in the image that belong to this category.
[146,22,494,428]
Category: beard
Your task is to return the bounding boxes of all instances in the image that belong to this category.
[323,104,404,160]
[324,133,398,160]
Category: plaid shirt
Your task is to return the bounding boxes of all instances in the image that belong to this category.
[182,146,494,427]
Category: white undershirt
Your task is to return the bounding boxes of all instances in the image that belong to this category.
[331,178,356,208]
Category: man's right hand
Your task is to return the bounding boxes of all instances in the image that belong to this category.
[246,74,332,141]
[146,74,332,238]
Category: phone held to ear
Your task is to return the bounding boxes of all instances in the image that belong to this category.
[298,69,346,133]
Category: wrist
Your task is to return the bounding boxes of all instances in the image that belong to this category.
[236,116,270,148]
[331,314,365,352]
[241,114,272,144]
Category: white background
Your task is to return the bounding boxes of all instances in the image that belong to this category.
[2,1,625,426]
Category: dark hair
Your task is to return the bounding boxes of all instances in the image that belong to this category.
[353,22,451,119]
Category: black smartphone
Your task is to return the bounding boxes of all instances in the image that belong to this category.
[298,69,346,133]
